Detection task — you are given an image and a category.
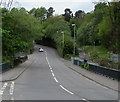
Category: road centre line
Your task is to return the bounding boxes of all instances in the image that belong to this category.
[82,98,90,102]
[51,69,53,73]
[45,51,74,95]
[59,85,74,95]
[11,97,14,100]
[52,73,55,77]
[46,56,52,70]
[54,77,58,83]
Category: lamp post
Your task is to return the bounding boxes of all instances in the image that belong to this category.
[72,24,76,55]
[94,41,96,51]
[61,31,64,48]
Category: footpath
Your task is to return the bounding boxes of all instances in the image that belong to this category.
[61,58,119,92]
[0,53,35,82]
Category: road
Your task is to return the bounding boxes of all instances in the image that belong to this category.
[1,45,118,101]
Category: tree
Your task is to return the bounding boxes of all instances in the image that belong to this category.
[2,7,44,66]
[47,7,55,18]
[75,10,85,19]
[35,7,47,23]
[39,15,75,56]
[29,8,36,15]
[63,8,73,22]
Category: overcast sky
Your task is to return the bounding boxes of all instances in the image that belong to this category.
[8,0,96,15]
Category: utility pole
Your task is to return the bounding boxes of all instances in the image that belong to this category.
[61,31,64,48]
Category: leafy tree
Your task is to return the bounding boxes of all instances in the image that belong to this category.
[63,8,73,22]
[76,2,120,54]
[2,7,44,66]
[75,10,85,19]
[39,16,75,56]
[29,8,36,15]
[35,7,47,23]
[47,7,55,18]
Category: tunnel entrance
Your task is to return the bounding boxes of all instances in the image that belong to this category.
[35,37,56,48]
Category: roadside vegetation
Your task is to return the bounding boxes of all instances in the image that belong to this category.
[1,1,120,69]
[81,46,119,69]
[1,8,43,67]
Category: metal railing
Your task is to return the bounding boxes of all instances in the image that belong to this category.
[0,63,9,73]
[71,57,120,81]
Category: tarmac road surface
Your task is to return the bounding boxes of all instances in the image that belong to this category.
[1,45,118,101]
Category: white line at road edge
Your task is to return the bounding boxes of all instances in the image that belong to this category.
[45,51,74,95]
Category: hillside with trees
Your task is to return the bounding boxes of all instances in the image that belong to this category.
[1,2,120,69]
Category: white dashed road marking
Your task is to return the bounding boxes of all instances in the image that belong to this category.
[82,98,90,102]
[52,73,55,77]
[59,85,74,95]
[51,70,53,73]
[54,77,58,83]
[0,82,8,95]
[45,51,74,95]
[10,81,15,95]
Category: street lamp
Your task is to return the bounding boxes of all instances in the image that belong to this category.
[61,31,64,48]
[94,41,95,51]
[72,24,76,55]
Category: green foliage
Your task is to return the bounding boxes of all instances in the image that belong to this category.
[81,63,89,70]
[47,7,54,18]
[2,7,43,66]
[82,45,110,64]
[63,8,73,22]
[97,16,113,47]
[40,16,75,57]
[77,2,120,53]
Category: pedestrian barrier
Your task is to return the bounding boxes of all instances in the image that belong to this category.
[0,62,9,73]
[71,57,120,81]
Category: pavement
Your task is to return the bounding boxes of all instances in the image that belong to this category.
[0,46,119,92]
[61,59,119,92]
[0,53,35,82]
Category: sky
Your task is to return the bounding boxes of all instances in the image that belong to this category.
[3,0,97,15]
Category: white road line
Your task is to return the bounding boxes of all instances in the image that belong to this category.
[46,57,52,70]
[59,85,74,95]
[45,51,74,95]
[52,73,55,77]
[50,67,52,70]
[54,77,58,83]
[82,98,90,102]
[3,83,8,88]
[0,90,3,95]
[11,96,14,100]
[10,81,15,95]
[82,98,87,101]
[51,70,53,73]
[0,83,8,95]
